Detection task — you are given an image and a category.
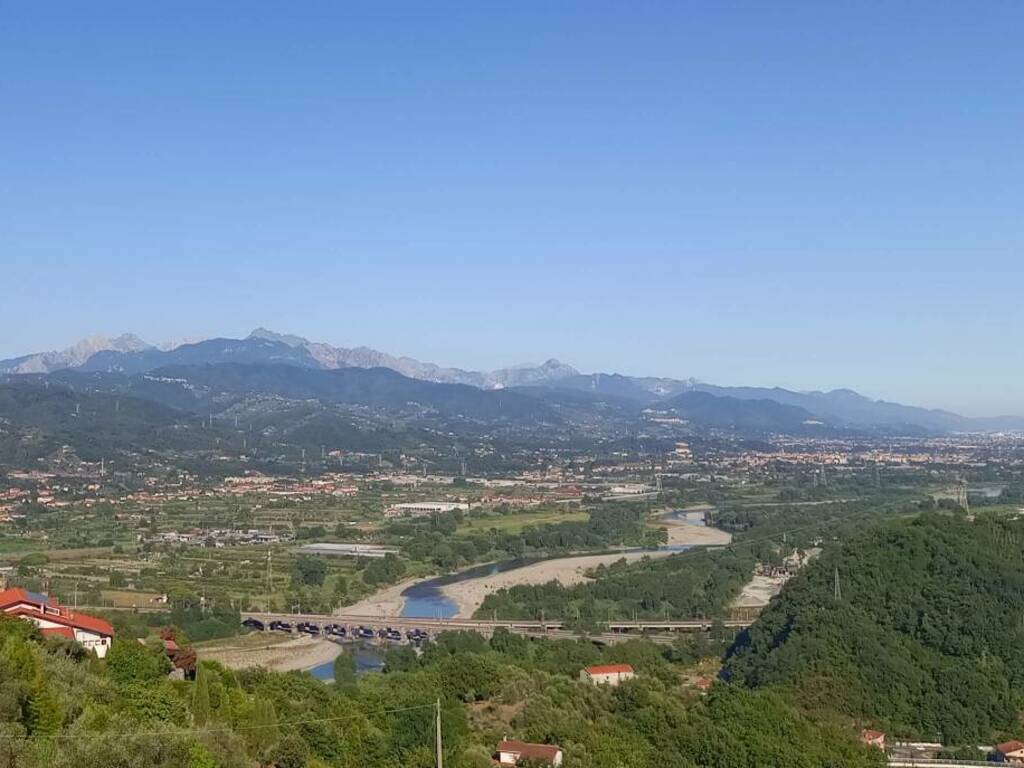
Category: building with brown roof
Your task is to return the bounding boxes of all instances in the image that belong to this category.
[496,740,563,766]
[995,740,1024,764]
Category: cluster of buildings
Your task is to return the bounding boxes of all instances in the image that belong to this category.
[861,732,1024,763]
[147,528,287,547]
[219,473,359,498]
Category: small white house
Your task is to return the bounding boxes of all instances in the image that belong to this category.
[580,663,635,686]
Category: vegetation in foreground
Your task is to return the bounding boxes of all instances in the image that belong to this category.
[0,616,881,768]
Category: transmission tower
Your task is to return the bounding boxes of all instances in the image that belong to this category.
[833,567,842,601]
[956,479,970,513]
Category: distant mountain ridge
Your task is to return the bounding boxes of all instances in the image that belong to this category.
[2,328,1022,433]
[0,333,152,374]
[246,328,580,388]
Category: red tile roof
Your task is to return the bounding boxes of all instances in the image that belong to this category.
[997,740,1024,755]
[0,587,114,637]
[497,741,562,764]
[40,626,76,640]
[0,587,33,608]
[584,664,634,675]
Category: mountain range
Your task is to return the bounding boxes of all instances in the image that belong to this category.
[2,329,1021,434]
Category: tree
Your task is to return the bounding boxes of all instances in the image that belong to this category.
[384,646,418,674]
[193,665,211,727]
[268,734,308,768]
[333,652,356,686]
[251,698,280,757]
[107,638,171,685]
[27,676,63,735]
[291,556,326,587]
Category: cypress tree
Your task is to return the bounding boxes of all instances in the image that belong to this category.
[192,665,211,727]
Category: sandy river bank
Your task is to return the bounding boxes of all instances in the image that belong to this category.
[197,632,342,673]
[440,514,733,617]
[327,508,733,620]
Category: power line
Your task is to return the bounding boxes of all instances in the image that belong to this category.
[0,703,435,742]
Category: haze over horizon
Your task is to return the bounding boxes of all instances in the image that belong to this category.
[3,2,1022,415]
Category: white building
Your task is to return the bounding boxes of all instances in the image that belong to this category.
[0,587,114,658]
[580,663,635,686]
[384,501,469,518]
[608,484,652,496]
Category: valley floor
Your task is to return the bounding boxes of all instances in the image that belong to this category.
[333,513,734,619]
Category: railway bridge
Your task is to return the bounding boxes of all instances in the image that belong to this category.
[239,610,751,644]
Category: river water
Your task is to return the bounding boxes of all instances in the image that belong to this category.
[308,643,385,681]
[305,510,708,678]
[398,509,705,619]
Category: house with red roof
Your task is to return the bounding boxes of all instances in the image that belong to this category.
[579,663,635,686]
[496,740,563,766]
[859,729,886,750]
[995,740,1024,763]
[0,587,114,658]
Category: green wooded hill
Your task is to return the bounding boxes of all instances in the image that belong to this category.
[0,617,882,768]
[725,512,1024,745]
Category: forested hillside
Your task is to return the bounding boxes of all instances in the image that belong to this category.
[0,617,881,768]
[476,493,923,626]
[725,513,1024,745]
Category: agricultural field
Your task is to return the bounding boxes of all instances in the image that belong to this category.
[455,505,588,534]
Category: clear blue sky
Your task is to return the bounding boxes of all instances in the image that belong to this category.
[2,2,1022,415]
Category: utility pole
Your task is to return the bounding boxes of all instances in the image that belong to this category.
[834,567,842,601]
[435,698,444,768]
[266,551,273,612]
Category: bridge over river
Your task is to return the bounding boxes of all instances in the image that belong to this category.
[240,610,752,644]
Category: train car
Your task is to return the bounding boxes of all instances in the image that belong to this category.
[297,622,320,636]
[324,623,347,638]
[242,618,265,631]
[269,620,293,632]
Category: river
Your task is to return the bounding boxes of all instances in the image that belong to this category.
[308,643,385,681]
[398,508,712,619]
[400,558,547,618]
